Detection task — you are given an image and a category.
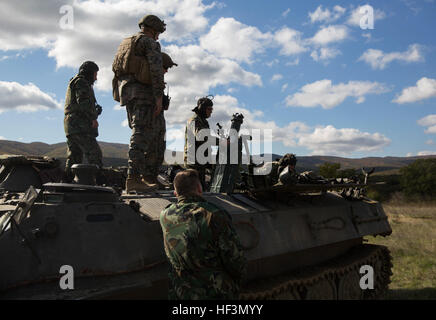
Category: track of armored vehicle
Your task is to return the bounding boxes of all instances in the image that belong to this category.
[0,155,392,300]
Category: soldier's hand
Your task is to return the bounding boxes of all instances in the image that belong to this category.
[92,120,99,128]
[154,96,163,118]
[95,104,103,116]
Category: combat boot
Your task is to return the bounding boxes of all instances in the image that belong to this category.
[125,174,157,193]
[142,175,166,189]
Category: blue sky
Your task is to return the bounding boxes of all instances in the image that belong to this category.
[0,0,435,158]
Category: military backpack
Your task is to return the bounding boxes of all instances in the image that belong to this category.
[112,35,152,87]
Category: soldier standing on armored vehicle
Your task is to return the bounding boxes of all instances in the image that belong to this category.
[277,153,298,185]
[143,52,178,189]
[160,169,246,299]
[63,61,103,183]
[184,96,216,190]
[112,15,166,193]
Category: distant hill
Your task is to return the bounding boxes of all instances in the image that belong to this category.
[0,140,435,173]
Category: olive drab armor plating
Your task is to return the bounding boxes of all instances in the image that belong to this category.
[112,34,152,86]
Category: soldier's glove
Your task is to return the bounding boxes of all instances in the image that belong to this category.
[162,94,170,111]
[95,104,103,116]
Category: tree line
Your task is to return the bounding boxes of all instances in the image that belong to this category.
[317,159,436,201]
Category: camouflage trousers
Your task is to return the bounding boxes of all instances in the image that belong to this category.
[126,99,165,177]
[65,133,103,174]
[148,111,166,177]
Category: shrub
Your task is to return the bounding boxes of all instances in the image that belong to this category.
[400,159,436,199]
[319,162,341,178]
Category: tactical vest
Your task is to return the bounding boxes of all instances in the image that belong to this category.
[112,34,152,85]
[64,75,96,115]
[64,75,98,137]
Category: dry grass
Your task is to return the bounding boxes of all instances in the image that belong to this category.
[367,201,436,299]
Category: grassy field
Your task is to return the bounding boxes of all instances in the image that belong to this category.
[367,200,436,299]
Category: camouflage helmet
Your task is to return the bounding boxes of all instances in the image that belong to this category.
[278,153,297,168]
[79,61,99,74]
[138,15,166,33]
[162,52,178,69]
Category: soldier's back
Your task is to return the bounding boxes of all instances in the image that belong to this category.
[160,197,243,299]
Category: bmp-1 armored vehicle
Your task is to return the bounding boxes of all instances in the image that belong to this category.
[0,122,392,300]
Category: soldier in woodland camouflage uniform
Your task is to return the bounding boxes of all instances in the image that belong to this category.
[63,61,103,182]
[184,97,216,190]
[144,52,178,189]
[160,169,246,299]
[112,15,166,193]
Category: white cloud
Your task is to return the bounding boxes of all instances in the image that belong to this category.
[200,17,271,63]
[359,44,423,70]
[166,127,185,141]
[426,139,434,145]
[285,58,300,66]
[282,8,291,17]
[310,47,341,62]
[271,74,283,82]
[393,77,436,104]
[347,5,386,27]
[200,19,309,63]
[165,93,391,156]
[308,5,346,24]
[0,81,61,113]
[266,59,279,67]
[297,125,391,155]
[274,27,307,56]
[418,114,436,127]
[210,95,390,156]
[426,127,436,134]
[417,150,436,156]
[281,83,288,92]
[362,33,371,40]
[418,114,436,134]
[121,119,129,127]
[160,44,262,126]
[0,1,269,109]
[0,0,215,91]
[286,79,389,109]
[0,136,5,140]
[113,104,124,111]
[310,25,349,46]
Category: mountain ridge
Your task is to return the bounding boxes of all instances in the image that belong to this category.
[1,140,434,172]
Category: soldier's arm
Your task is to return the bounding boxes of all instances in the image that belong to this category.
[73,78,98,120]
[136,37,165,101]
[211,210,247,282]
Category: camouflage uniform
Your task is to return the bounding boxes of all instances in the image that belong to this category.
[64,74,102,175]
[146,111,165,177]
[142,53,176,180]
[160,195,246,300]
[184,114,212,189]
[118,32,165,177]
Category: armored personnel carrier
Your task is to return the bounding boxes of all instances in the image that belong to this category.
[0,133,392,300]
